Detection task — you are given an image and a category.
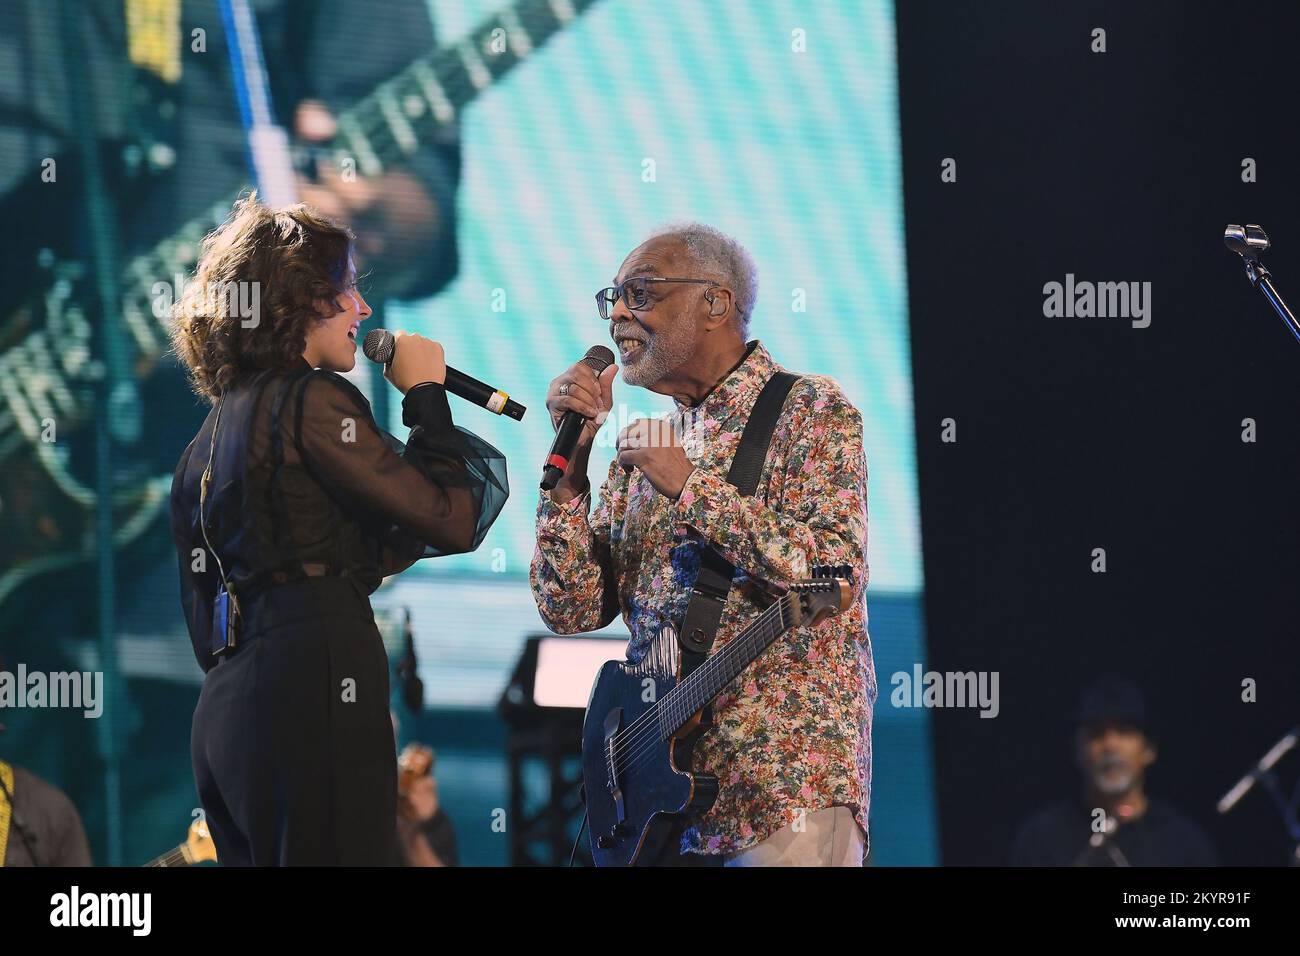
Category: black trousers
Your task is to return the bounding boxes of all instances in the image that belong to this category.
[191,577,397,865]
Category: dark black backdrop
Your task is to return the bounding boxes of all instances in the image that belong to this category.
[897,0,1300,866]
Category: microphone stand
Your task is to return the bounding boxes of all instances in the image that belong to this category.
[1072,813,1131,867]
[1224,224,1300,345]
[1217,728,1300,866]
[1255,770,1300,866]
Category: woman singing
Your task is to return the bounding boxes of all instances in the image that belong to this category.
[169,195,507,865]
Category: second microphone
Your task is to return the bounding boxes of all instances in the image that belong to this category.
[362,328,526,421]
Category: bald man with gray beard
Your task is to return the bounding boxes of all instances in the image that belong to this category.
[532,224,876,866]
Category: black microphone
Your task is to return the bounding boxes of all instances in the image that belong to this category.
[541,345,616,491]
[362,328,526,421]
[397,608,424,716]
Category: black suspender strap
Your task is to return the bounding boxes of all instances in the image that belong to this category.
[678,371,800,660]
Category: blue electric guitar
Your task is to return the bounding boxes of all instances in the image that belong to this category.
[581,569,852,866]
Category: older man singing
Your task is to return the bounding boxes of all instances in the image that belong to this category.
[530,224,875,866]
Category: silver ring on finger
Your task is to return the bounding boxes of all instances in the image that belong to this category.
[558,382,571,396]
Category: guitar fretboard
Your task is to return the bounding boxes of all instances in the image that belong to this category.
[145,844,190,867]
[654,594,795,738]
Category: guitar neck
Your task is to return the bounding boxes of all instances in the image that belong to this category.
[657,595,795,738]
[145,843,190,867]
[329,0,597,177]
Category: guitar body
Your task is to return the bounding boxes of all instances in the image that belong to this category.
[579,575,853,867]
[581,628,718,867]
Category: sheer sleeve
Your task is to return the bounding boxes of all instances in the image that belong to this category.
[293,372,508,571]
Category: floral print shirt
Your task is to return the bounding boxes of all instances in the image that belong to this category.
[530,341,875,856]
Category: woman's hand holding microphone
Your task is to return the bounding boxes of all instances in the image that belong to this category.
[384,331,447,393]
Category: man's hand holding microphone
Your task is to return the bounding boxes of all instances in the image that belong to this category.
[542,345,696,503]
[544,354,618,504]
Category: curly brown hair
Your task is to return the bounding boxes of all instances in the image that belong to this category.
[170,192,355,401]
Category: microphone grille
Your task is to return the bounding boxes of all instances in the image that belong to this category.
[582,345,616,373]
[362,328,394,364]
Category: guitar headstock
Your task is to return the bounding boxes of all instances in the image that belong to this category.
[812,564,854,582]
[186,818,217,865]
[788,570,854,627]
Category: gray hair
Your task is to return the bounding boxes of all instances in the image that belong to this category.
[646,222,758,338]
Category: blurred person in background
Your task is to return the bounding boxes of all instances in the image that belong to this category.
[1011,676,1217,866]
[0,761,93,867]
[395,743,458,867]
[0,710,93,866]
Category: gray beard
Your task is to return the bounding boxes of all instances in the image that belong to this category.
[1092,759,1135,796]
[620,315,699,388]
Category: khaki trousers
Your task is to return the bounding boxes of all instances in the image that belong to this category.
[723,805,865,867]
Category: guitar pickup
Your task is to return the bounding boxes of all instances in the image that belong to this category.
[602,709,626,825]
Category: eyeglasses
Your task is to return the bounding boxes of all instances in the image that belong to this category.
[595,277,717,321]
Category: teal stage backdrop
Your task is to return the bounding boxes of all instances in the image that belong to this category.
[0,0,934,866]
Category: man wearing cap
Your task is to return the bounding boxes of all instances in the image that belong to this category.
[1011,676,1217,866]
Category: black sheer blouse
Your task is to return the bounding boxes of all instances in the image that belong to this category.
[170,360,508,673]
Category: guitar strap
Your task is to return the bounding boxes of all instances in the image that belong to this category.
[678,371,801,678]
[0,759,13,866]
